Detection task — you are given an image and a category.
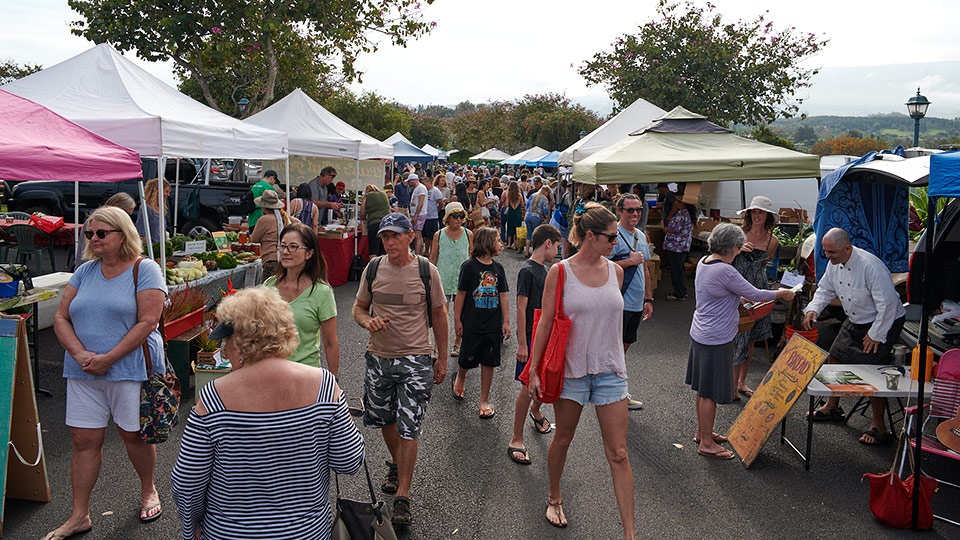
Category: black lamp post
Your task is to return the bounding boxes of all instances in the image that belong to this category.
[905,87,931,147]
[238,97,250,116]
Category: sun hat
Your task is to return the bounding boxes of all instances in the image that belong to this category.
[254,189,283,209]
[378,212,413,235]
[445,201,465,215]
[738,195,779,223]
[406,173,419,182]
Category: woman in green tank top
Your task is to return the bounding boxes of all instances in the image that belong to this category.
[430,201,473,357]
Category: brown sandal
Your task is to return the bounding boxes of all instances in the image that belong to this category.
[546,500,568,528]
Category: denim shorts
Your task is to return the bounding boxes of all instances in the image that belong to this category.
[559,371,628,406]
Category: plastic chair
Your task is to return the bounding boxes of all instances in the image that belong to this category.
[4,212,32,221]
[7,224,57,274]
[766,244,780,283]
[898,348,960,526]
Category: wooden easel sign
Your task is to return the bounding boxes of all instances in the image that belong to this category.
[728,334,828,467]
[0,317,51,536]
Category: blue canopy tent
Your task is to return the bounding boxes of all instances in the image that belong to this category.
[813,151,930,279]
[528,150,559,168]
[911,151,960,528]
[391,139,434,163]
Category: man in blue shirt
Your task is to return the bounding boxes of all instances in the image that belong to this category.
[608,193,654,410]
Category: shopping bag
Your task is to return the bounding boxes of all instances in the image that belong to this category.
[862,471,937,529]
[518,263,569,403]
[331,461,397,540]
[515,226,526,249]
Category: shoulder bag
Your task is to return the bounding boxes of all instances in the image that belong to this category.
[518,262,570,403]
[133,258,182,444]
[331,460,398,540]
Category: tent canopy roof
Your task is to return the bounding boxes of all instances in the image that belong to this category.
[244,88,391,160]
[383,132,413,146]
[469,148,511,162]
[502,146,548,165]
[558,98,666,166]
[2,43,287,159]
[930,152,960,197]
[573,106,820,184]
[0,89,142,182]
[391,140,434,162]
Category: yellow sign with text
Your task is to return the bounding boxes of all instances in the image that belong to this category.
[728,334,828,467]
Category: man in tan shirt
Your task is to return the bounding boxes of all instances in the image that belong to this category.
[352,212,448,528]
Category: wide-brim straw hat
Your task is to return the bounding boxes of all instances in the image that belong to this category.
[255,189,283,209]
[738,195,779,223]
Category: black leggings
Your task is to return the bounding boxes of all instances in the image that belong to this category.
[667,250,688,298]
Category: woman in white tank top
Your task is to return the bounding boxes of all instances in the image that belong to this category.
[527,202,636,539]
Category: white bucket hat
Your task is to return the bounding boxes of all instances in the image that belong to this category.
[738,195,779,224]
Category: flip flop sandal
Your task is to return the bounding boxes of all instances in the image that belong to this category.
[859,427,893,446]
[140,502,163,523]
[479,406,495,419]
[546,500,568,528]
[693,433,728,444]
[44,528,92,540]
[451,381,465,401]
[697,447,736,460]
[530,411,552,434]
[809,407,846,422]
[738,388,754,398]
[507,446,532,465]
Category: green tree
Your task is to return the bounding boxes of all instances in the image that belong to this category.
[579,0,828,126]
[793,125,817,145]
[810,135,888,156]
[750,125,796,150]
[511,93,601,151]
[449,101,516,156]
[67,0,436,116]
[0,59,41,85]
[410,113,449,149]
[322,90,412,142]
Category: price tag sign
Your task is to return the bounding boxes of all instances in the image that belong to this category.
[183,240,207,255]
[212,231,230,252]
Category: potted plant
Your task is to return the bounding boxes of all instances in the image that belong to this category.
[194,325,221,365]
[163,284,207,339]
[778,224,819,346]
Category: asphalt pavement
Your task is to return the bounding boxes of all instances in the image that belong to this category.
[7,246,960,539]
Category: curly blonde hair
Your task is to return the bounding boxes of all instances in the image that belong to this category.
[216,287,298,363]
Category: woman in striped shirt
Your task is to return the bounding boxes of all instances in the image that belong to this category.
[171,287,364,540]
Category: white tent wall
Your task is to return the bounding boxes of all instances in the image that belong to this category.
[558,98,666,166]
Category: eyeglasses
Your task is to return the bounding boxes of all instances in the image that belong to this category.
[83,229,122,240]
[279,243,308,253]
[592,231,619,243]
[621,207,642,214]
[449,213,466,219]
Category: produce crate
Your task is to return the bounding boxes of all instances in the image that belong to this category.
[164,307,205,340]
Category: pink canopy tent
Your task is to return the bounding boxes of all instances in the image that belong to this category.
[0,89,141,182]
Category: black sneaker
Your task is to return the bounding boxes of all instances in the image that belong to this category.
[392,496,412,527]
[381,461,398,494]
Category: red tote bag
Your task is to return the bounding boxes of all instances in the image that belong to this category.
[518,263,570,403]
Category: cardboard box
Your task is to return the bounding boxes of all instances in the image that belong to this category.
[679,182,701,205]
[694,218,720,237]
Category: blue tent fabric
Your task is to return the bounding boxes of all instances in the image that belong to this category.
[529,151,559,167]
[391,140,434,163]
[930,152,960,197]
[814,152,910,278]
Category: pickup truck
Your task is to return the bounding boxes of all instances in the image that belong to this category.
[4,159,257,236]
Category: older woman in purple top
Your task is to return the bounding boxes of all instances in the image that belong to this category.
[685,223,795,460]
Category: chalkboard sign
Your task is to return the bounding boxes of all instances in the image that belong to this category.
[728,334,828,467]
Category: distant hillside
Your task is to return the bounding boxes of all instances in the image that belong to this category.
[770,113,960,149]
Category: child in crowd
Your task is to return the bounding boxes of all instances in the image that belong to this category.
[508,224,561,465]
[452,227,510,419]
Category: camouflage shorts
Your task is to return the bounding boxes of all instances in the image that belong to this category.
[363,352,434,439]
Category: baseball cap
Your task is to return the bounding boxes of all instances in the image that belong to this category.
[336,181,346,190]
[208,320,234,340]
[406,173,419,182]
[262,169,278,179]
[378,212,413,235]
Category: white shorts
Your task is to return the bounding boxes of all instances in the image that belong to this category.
[66,379,142,432]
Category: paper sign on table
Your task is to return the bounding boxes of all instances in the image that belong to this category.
[780,270,804,288]
[183,240,207,254]
[212,231,229,252]
[728,334,828,467]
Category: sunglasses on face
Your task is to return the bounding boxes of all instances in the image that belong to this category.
[593,231,619,243]
[83,229,122,240]
[449,213,466,219]
[621,207,642,214]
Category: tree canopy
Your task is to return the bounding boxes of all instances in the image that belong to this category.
[579,0,828,126]
[67,0,436,116]
[0,59,41,85]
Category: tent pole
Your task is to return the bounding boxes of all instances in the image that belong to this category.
[285,157,290,210]
[740,180,747,211]
[73,182,80,268]
[911,193,935,530]
[140,171,153,261]
[173,157,181,232]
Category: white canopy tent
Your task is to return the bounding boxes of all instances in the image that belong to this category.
[383,132,414,146]
[558,97,666,166]
[469,148,512,162]
[501,146,549,166]
[2,43,289,266]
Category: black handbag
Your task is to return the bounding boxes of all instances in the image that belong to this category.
[331,460,397,540]
[348,254,366,282]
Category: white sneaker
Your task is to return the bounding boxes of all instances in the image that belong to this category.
[626,395,643,410]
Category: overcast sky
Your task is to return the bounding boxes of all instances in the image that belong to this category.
[3,0,959,117]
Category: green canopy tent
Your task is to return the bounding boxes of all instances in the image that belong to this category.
[573,107,820,186]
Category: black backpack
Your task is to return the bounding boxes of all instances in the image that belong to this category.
[365,255,433,328]
[239,189,257,215]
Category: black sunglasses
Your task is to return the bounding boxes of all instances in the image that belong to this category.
[83,229,122,240]
[592,231,618,243]
[449,213,466,219]
[621,207,642,214]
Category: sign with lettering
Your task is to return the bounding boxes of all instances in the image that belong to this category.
[183,240,207,255]
[728,334,828,467]
[212,231,230,252]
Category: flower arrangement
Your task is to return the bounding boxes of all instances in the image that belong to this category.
[163,284,207,322]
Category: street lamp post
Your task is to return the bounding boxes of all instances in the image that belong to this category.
[905,87,931,148]
[579,129,587,139]
[238,97,250,116]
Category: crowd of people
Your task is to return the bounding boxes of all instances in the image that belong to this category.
[41,159,909,540]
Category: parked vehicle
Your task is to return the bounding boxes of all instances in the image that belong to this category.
[4,158,258,236]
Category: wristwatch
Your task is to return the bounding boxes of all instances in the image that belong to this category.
[643,298,654,305]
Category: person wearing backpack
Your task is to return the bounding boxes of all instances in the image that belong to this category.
[351,212,448,528]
